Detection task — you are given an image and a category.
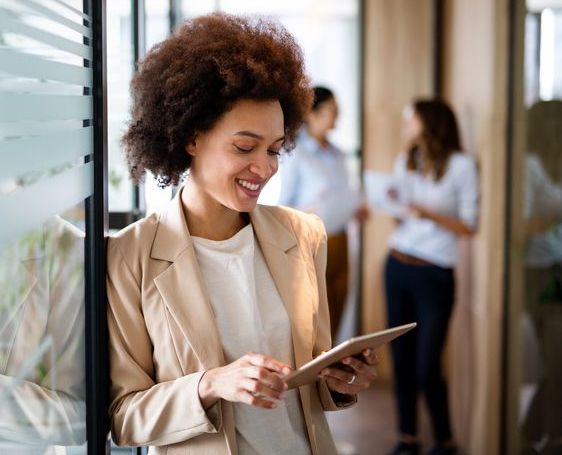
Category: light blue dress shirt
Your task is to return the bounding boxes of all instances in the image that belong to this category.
[278,129,355,235]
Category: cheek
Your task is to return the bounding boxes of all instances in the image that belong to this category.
[270,157,279,174]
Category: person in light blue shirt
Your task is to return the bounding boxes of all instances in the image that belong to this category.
[279,86,367,340]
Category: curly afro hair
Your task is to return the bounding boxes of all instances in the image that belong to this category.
[122,13,313,187]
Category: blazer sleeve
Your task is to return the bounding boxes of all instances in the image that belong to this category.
[308,216,357,411]
[106,238,222,447]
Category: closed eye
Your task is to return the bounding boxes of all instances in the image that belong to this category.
[234,144,254,153]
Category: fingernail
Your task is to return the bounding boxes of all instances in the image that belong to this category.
[365,349,372,356]
[282,367,291,375]
[343,358,350,364]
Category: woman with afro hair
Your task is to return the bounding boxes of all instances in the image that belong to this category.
[106,13,378,455]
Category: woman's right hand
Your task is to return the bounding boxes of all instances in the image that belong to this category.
[198,353,291,410]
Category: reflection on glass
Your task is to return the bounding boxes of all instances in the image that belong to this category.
[0,211,86,452]
[0,0,92,452]
[520,100,562,455]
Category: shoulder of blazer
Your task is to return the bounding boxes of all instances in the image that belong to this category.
[254,204,327,248]
[106,213,160,276]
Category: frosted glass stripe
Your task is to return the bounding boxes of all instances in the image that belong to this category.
[52,0,91,22]
[0,11,92,59]
[0,94,92,121]
[0,79,84,96]
[17,0,91,38]
[0,120,84,138]
[0,162,92,250]
[0,127,92,180]
[0,48,92,86]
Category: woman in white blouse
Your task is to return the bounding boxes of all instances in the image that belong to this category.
[384,99,479,455]
[106,13,378,455]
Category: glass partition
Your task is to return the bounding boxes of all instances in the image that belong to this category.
[506,1,562,454]
[0,0,96,452]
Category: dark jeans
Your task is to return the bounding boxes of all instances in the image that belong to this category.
[384,254,455,443]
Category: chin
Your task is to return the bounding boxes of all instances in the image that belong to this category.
[229,199,259,213]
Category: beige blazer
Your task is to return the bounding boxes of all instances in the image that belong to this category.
[107,188,355,454]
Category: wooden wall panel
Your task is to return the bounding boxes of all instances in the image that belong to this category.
[361,0,434,380]
[442,0,509,453]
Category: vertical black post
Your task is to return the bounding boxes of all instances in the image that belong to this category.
[357,0,366,336]
[433,0,444,96]
[169,0,181,32]
[132,0,146,67]
[86,0,109,454]
[501,0,518,453]
[132,0,146,217]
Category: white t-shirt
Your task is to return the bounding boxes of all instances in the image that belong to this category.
[389,152,480,267]
[192,224,311,455]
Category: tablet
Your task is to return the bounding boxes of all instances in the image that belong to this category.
[285,322,417,389]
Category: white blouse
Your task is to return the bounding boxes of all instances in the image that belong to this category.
[192,224,311,455]
[389,152,480,267]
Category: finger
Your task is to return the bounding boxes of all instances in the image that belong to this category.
[341,356,368,374]
[245,353,292,376]
[246,366,287,393]
[240,390,278,409]
[324,376,363,395]
[341,357,378,381]
[320,367,358,385]
[362,348,379,365]
[243,378,284,401]
[347,359,377,382]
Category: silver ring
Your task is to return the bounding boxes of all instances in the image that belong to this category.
[347,374,356,385]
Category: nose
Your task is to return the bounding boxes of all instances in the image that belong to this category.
[248,151,277,179]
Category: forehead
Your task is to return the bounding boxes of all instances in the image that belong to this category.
[215,99,285,138]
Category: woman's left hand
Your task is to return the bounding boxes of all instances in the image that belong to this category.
[408,203,430,219]
[319,348,379,394]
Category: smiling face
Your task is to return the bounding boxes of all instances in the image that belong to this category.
[186,98,285,214]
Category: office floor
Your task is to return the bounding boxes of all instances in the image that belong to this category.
[327,384,433,455]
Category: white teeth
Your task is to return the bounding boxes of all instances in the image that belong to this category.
[237,179,260,191]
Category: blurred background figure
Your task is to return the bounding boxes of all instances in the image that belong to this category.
[383,99,479,455]
[520,100,562,455]
[279,86,368,341]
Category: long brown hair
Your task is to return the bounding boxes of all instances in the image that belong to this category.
[406,99,462,180]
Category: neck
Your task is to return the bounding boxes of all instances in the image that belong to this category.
[306,125,329,148]
[181,181,247,240]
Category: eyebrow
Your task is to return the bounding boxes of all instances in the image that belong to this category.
[234,131,285,143]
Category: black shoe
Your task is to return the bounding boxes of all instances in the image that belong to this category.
[427,445,458,455]
[388,441,420,455]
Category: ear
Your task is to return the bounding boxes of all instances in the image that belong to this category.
[185,133,198,157]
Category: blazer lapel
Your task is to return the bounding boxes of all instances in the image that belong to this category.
[151,190,224,370]
[250,207,315,370]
